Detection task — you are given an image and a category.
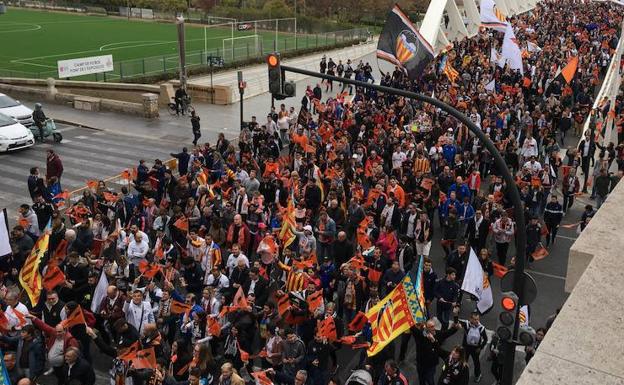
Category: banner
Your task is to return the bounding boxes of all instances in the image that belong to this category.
[57,54,114,78]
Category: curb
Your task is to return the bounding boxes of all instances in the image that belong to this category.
[53,118,104,131]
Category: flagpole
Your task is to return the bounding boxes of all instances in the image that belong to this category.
[278,64,527,383]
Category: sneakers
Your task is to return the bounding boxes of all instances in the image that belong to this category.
[474,374,482,383]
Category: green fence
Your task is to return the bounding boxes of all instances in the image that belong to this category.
[0,28,369,82]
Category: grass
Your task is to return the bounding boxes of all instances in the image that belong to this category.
[0,8,363,81]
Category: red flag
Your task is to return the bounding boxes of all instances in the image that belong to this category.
[174,217,189,232]
[52,239,68,262]
[42,264,66,291]
[348,253,366,270]
[367,268,382,284]
[0,310,9,332]
[316,316,337,341]
[238,342,250,362]
[138,260,162,279]
[53,190,70,201]
[121,169,132,180]
[86,180,98,190]
[91,238,104,257]
[351,343,370,350]
[170,300,192,315]
[348,311,368,332]
[306,290,323,313]
[61,306,87,328]
[492,262,508,279]
[131,347,157,369]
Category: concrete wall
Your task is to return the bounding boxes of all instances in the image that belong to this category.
[516,177,624,385]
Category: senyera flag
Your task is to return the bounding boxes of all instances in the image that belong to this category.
[377,4,434,81]
[366,256,426,356]
[19,220,52,306]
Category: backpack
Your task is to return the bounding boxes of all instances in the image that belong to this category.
[466,324,483,346]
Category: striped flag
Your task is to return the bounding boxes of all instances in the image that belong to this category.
[278,200,297,248]
[480,0,508,31]
[0,348,11,385]
[18,220,51,306]
[443,60,459,83]
[366,256,426,356]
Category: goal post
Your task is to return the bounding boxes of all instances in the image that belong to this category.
[222,34,260,61]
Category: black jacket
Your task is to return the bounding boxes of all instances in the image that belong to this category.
[464,217,489,250]
[413,326,458,368]
[61,357,95,385]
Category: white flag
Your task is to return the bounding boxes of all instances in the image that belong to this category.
[0,209,11,257]
[461,248,493,314]
[501,24,524,75]
[527,41,542,53]
[485,78,496,92]
[480,0,508,32]
[90,269,109,313]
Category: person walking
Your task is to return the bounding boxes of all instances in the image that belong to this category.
[191,110,201,146]
[543,195,563,246]
[456,311,488,383]
[46,149,63,186]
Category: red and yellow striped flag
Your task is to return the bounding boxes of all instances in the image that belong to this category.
[366,257,426,356]
[279,200,297,247]
[19,223,51,306]
[443,61,459,83]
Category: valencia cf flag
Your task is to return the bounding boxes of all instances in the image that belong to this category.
[377,4,434,80]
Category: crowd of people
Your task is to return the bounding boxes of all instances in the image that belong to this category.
[2,1,624,385]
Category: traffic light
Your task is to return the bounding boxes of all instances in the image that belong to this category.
[496,291,518,341]
[267,53,296,100]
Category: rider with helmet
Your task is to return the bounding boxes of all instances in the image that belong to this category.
[33,103,47,142]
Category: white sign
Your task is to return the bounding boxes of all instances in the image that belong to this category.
[57,54,114,78]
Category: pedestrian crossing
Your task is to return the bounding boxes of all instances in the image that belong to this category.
[0,124,182,219]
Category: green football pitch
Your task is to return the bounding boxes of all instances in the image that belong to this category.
[0,8,353,80]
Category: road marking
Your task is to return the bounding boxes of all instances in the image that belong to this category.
[61,139,72,144]
[75,135,89,139]
[526,269,566,280]
[556,234,577,241]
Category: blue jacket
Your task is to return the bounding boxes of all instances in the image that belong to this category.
[0,335,46,378]
[440,198,458,219]
[448,183,472,202]
[442,144,457,164]
[456,203,475,223]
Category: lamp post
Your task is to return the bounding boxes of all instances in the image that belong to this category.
[176,16,187,90]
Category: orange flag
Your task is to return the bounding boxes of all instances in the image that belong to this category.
[306,290,323,313]
[233,286,249,309]
[317,316,337,341]
[174,217,189,232]
[132,347,157,369]
[170,300,192,315]
[532,245,549,261]
[207,317,221,337]
[252,371,274,385]
[42,264,66,291]
[86,180,98,190]
[348,311,368,332]
[12,309,27,327]
[238,342,250,362]
[0,310,10,332]
[53,190,70,201]
[121,169,132,180]
[367,268,382,284]
[138,260,162,279]
[61,306,87,329]
[338,335,356,345]
[492,262,508,279]
[348,253,366,270]
[117,341,141,361]
[276,293,291,316]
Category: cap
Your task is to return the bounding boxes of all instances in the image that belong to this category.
[303,225,313,232]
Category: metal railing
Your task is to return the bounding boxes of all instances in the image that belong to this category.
[0,28,369,82]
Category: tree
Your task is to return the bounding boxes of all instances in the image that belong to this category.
[262,0,291,18]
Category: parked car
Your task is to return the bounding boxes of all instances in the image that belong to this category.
[0,93,34,127]
[0,112,35,152]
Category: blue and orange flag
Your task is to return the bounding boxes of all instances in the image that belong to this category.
[0,348,10,385]
[365,256,426,356]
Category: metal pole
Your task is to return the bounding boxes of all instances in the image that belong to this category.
[210,58,214,104]
[276,19,279,50]
[176,16,187,89]
[238,71,244,130]
[294,0,297,44]
[204,25,207,54]
[278,68,528,361]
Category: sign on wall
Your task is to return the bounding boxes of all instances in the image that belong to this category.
[57,55,114,78]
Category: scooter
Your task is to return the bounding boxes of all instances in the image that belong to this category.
[30,119,62,143]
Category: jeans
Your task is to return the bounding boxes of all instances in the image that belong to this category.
[596,194,607,209]
[465,345,482,377]
[563,192,575,212]
[496,242,509,265]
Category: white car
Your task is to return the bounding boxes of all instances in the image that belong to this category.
[0,112,35,152]
[0,93,34,127]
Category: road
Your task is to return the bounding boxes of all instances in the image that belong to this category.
[0,123,185,219]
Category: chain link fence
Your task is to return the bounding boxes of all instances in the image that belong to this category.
[0,28,369,81]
